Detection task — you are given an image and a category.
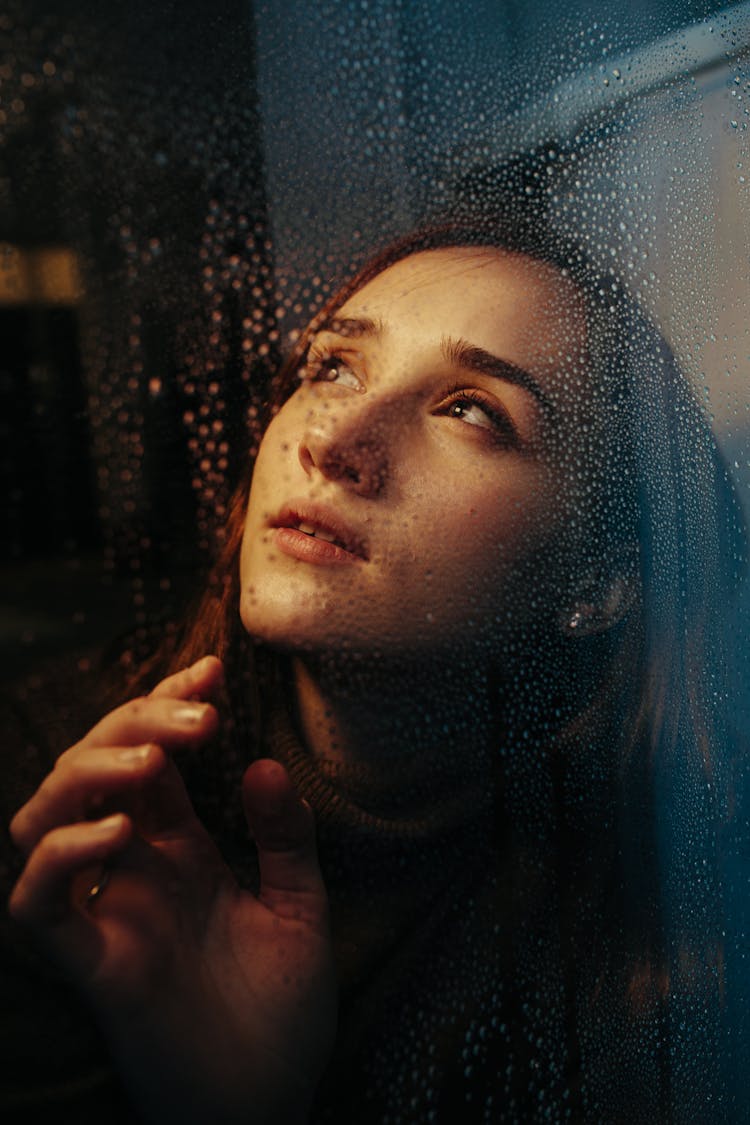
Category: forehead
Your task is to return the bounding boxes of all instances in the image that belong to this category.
[335,247,589,378]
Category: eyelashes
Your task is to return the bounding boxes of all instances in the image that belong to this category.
[300,347,364,392]
[433,383,517,442]
[300,347,518,445]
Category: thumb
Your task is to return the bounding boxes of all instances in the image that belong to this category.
[242,760,328,928]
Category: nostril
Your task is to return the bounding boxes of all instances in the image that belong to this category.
[299,431,386,495]
[299,443,315,475]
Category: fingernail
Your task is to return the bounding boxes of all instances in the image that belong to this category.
[94,814,124,832]
[173,703,209,725]
[117,744,153,763]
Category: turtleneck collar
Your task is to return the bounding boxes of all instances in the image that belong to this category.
[265,703,496,844]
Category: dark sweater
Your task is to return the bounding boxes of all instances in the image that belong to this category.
[0,661,674,1123]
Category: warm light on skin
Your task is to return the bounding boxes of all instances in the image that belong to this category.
[239,247,593,665]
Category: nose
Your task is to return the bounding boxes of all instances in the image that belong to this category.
[298,396,391,497]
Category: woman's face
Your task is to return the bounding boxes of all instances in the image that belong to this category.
[239,247,593,664]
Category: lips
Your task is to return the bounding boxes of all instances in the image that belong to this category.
[271,502,369,562]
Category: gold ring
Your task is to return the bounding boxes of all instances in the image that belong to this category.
[85,867,111,908]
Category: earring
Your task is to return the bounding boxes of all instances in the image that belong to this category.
[562,605,600,636]
[560,550,639,638]
[561,580,635,637]
[566,608,586,633]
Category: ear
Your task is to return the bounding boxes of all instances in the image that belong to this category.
[559,543,640,638]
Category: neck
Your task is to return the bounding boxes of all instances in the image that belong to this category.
[289,650,499,771]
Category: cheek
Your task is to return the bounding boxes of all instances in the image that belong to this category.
[414,467,566,606]
[239,451,277,578]
[432,463,558,552]
[254,416,290,478]
[243,415,298,522]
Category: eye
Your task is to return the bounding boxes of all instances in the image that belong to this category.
[301,349,364,392]
[436,387,516,442]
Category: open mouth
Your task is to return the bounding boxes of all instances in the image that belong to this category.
[272,503,369,561]
[294,521,347,549]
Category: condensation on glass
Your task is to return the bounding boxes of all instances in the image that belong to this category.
[1,1,749,1121]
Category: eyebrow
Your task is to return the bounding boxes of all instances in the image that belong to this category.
[441,336,555,418]
[317,315,384,338]
[316,316,554,418]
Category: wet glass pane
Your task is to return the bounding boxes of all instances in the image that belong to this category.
[1,1,749,1121]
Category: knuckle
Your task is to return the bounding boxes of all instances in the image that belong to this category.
[126,695,149,718]
[35,823,89,873]
[8,808,28,848]
[97,695,152,733]
[51,753,96,793]
[56,753,86,784]
[36,828,71,869]
[7,882,29,921]
[54,745,78,771]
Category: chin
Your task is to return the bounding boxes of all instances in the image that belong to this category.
[239,590,334,652]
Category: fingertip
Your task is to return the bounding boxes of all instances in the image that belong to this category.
[242,759,312,842]
[149,654,225,704]
[93,811,130,836]
[84,812,134,863]
[189,654,225,697]
[243,758,294,808]
[8,808,23,848]
[199,701,221,740]
[245,756,289,784]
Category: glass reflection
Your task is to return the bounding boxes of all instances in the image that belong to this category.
[1,2,748,1122]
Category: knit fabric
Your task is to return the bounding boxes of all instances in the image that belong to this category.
[0,664,660,1123]
[265,707,580,1124]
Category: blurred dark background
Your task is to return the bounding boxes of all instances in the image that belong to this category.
[0,0,275,673]
[1,0,748,681]
[1,0,749,1110]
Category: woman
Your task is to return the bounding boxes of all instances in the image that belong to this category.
[4,206,743,1123]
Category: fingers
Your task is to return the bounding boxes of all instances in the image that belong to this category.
[9,813,132,927]
[11,738,214,857]
[9,743,166,854]
[9,654,223,873]
[7,818,181,994]
[242,760,328,931]
[7,656,228,987]
[10,657,225,855]
[149,655,225,704]
[73,656,224,754]
[78,694,219,755]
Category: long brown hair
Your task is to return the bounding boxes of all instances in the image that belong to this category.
[153,203,744,1060]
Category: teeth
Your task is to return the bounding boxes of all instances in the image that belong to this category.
[296,522,338,545]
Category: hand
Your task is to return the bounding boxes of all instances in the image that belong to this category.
[8,656,336,1124]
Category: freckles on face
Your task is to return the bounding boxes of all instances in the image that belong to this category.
[238,247,589,659]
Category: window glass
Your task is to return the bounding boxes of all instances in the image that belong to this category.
[1,2,749,1121]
